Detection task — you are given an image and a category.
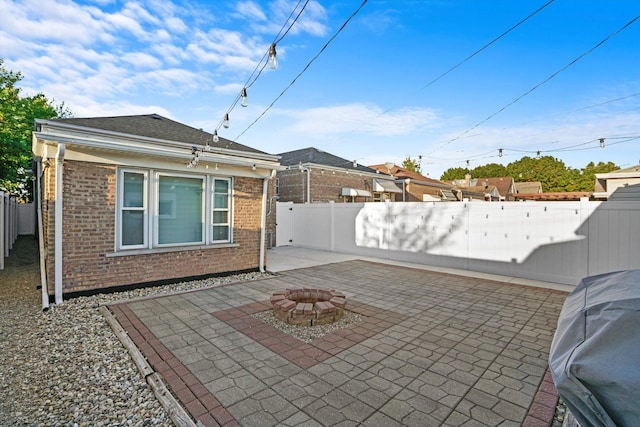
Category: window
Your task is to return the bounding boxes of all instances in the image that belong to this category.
[156,175,204,245]
[120,171,147,248]
[211,178,231,242]
[117,169,233,250]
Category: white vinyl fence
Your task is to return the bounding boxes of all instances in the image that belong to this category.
[0,193,35,270]
[1,192,18,270]
[276,200,640,286]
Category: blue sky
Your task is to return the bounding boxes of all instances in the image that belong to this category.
[1,0,639,179]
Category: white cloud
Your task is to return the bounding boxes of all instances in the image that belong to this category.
[283,103,441,136]
[122,52,163,69]
[235,1,267,21]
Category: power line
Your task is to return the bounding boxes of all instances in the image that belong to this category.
[234,0,369,141]
[213,0,311,133]
[427,15,640,157]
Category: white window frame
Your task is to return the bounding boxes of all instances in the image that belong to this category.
[116,168,233,251]
[210,177,233,244]
[154,172,206,248]
[116,169,149,250]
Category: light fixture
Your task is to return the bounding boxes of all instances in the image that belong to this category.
[536,151,541,159]
[241,88,248,107]
[268,43,278,69]
[223,113,229,129]
[213,130,219,143]
[353,160,357,168]
[252,164,256,171]
[599,137,605,148]
[498,148,503,157]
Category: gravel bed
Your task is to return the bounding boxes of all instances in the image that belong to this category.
[0,236,272,426]
[252,309,364,343]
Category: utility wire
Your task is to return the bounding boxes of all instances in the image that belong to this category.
[213,0,310,133]
[427,15,640,157]
[235,0,369,140]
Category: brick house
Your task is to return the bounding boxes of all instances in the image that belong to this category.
[448,174,515,201]
[368,163,457,202]
[276,147,401,203]
[32,114,280,302]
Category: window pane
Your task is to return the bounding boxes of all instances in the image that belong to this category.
[214,194,228,209]
[122,210,144,246]
[212,211,228,224]
[214,180,229,193]
[212,225,229,241]
[158,176,203,244]
[123,172,144,207]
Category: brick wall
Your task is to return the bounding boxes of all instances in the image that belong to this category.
[44,160,265,294]
[405,182,444,202]
[277,167,395,203]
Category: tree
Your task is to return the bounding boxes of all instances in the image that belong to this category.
[401,156,422,173]
[440,167,469,181]
[471,163,507,178]
[0,59,69,201]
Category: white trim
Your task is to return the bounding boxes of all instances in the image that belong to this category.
[34,119,281,163]
[117,169,149,250]
[35,158,49,309]
[55,143,65,304]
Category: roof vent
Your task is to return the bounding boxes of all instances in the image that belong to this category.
[150,114,162,120]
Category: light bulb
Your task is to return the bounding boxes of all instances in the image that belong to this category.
[241,88,248,107]
[498,148,503,157]
[213,130,219,143]
[599,138,605,148]
[223,113,229,129]
[268,44,278,70]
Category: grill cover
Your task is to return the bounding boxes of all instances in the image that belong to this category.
[549,269,640,427]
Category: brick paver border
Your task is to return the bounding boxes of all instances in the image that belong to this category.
[523,368,560,426]
[109,303,238,427]
[211,300,409,369]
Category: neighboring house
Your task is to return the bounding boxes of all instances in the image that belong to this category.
[276,147,402,203]
[368,164,457,202]
[513,192,591,201]
[514,181,543,194]
[32,114,280,302]
[593,164,640,201]
[448,174,514,201]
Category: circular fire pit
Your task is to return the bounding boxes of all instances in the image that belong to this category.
[269,288,347,326]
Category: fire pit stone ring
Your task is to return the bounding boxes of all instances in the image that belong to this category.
[270,288,347,326]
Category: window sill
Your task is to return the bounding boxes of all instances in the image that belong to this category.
[105,243,240,258]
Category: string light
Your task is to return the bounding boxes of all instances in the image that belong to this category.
[599,137,605,148]
[222,113,229,129]
[268,44,278,69]
[212,130,219,143]
[241,88,248,107]
[498,148,503,157]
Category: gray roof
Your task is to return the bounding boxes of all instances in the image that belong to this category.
[53,114,267,155]
[278,147,380,174]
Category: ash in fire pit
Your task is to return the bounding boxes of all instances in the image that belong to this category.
[270,288,347,326]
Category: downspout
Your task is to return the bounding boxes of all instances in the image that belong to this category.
[306,168,310,204]
[54,143,65,304]
[259,169,277,272]
[36,158,49,310]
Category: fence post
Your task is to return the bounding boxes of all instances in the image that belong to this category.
[0,192,4,270]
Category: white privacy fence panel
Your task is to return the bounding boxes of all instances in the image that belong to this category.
[18,202,35,235]
[277,200,640,286]
[1,192,20,270]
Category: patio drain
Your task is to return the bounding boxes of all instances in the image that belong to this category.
[269,288,347,326]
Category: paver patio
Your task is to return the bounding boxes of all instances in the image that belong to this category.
[109,260,567,426]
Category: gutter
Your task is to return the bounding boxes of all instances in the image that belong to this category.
[54,143,65,304]
[259,169,277,272]
[35,157,49,310]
